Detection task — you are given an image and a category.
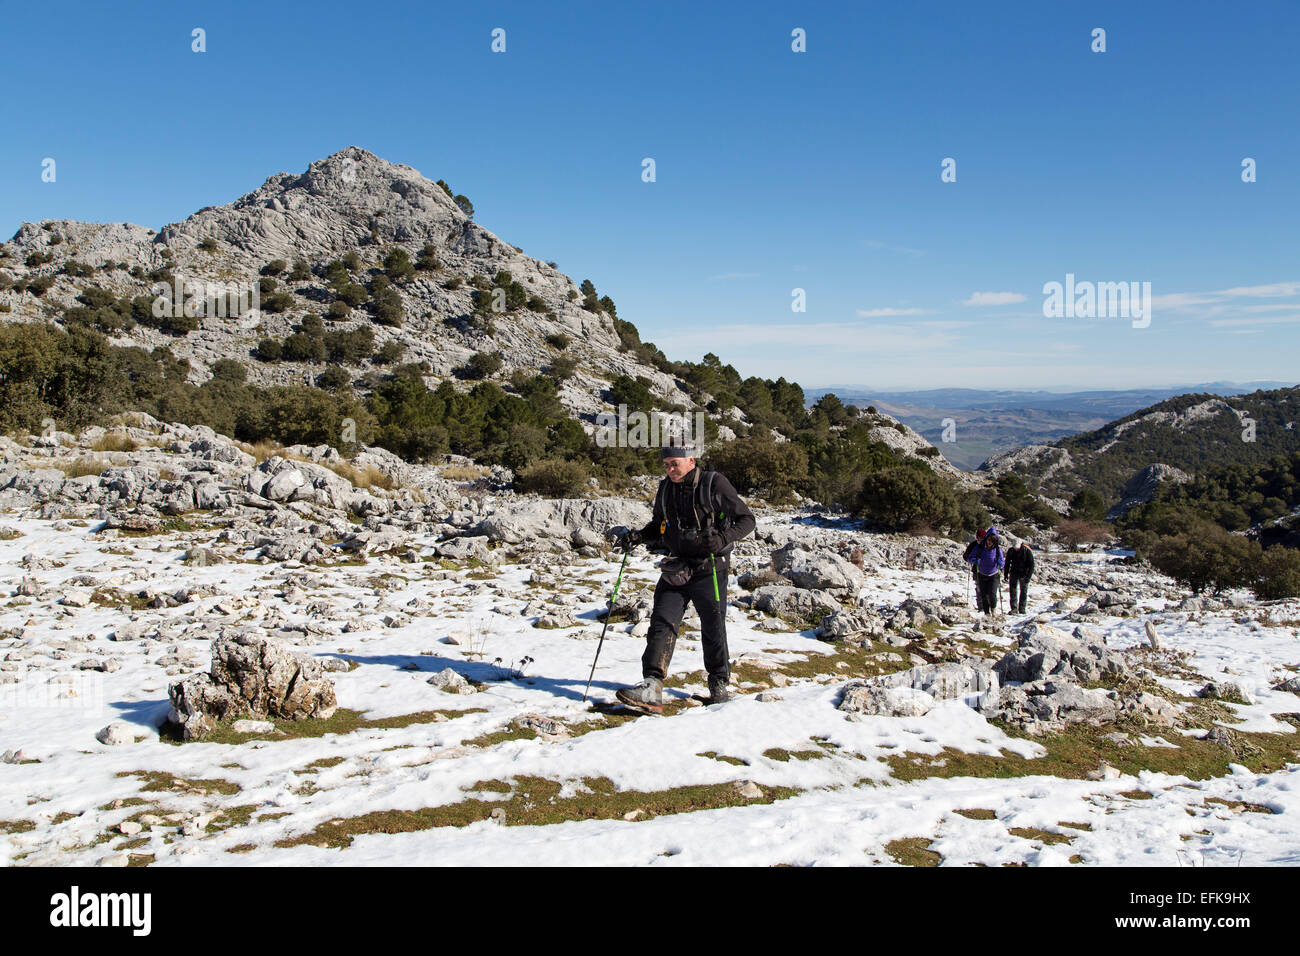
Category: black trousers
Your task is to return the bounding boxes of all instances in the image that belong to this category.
[643,555,729,682]
[975,571,1000,614]
[1008,574,1030,613]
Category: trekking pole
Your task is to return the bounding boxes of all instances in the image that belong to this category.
[583,548,631,702]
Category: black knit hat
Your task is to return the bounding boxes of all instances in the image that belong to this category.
[661,444,698,460]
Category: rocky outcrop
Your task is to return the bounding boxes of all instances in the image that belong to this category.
[993,623,1129,684]
[167,633,337,740]
[1107,464,1192,519]
[771,542,865,595]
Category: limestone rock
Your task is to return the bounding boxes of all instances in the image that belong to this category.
[771,542,865,594]
[95,721,148,746]
[994,624,1128,685]
[167,633,337,740]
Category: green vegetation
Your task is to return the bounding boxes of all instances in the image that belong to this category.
[273,774,797,849]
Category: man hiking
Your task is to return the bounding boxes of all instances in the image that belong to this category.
[968,526,1005,615]
[608,444,756,710]
[1005,537,1035,614]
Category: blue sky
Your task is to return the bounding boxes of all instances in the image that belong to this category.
[3,0,1298,391]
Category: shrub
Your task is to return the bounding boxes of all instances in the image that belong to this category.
[463,351,502,379]
[316,366,352,391]
[28,276,55,296]
[443,276,463,290]
[342,250,361,271]
[61,260,94,278]
[371,287,404,326]
[549,355,577,381]
[209,359,247,384]
[383,248,415,282]
[374,340,405,364]
[336,282,368,307]
[1147,517,1259,594]
[324,325,375,364]
[856,465,959,532]
[26,251,53,267]
[199,237,220,253]
[261,291,294,313]
[1054,518,1111,550]
[327,300,351,320]
[415,244,440,271]
[707,436,810,503]
[289,259,312,281]
[1070,488,1108,522]
[515,458,589,497]
[255,338,283,362]
[283,332,327,363]
[546,332,570,350]
[260,259,286,276]
[1253,546,1300,600]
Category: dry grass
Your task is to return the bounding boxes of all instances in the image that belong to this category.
[91,432,137,453]
[239,439,282,463]
[439,464,491,481]
[323,460,396,491]
[884,837,942,866]
[56,455,111,478]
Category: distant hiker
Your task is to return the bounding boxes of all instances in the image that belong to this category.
[1005,538,1035,614]
[967,526,1004,615]
[962,528,986,566]
[606,444,756,710]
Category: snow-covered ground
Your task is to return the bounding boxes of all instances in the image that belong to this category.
[2,512,1298,867]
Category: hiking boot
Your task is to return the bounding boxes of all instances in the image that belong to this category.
[616,677,663,710]
[707,675,731,705]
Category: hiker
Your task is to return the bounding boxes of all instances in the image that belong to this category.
[962,529,986,604]
[607,444,756,709]
[1005,537,1035,614]
[968,526,1004,615]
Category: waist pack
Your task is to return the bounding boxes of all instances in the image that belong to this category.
[659,557,696,587]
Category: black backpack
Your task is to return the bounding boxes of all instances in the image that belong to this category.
[655,468,728,534]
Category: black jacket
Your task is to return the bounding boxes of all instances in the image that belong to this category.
[637,467,756,563]
[1006,544,1035,578]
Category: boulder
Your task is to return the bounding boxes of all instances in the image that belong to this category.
[167,633,337,740]
[771,542,865,593]
[818,607,885,644]
[994,624,1128,684]
[428,668,474,694]
[750,584,841,625]
[839,684,935,718]
[95,721,148,746]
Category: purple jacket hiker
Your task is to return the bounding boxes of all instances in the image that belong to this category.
[971,537,1004,576]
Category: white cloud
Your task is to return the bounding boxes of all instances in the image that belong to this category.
[1153,281,1300,312]
[656,320,959,355]
[856,307,929,317]
[1209,314,1300,328]
[1218,281,1300,298]
[963,291,1027,306]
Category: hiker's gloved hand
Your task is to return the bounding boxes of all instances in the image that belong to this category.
[616,529,643,552]
[703,529,726,553]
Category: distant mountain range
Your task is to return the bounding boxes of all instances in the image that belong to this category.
[806,383,1298,470]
